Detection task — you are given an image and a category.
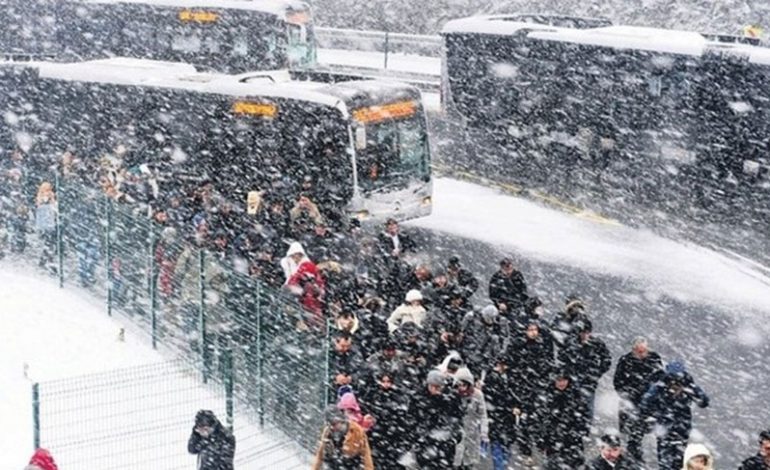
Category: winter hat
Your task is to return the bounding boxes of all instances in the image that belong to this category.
[454,366,475,385]
[599,434,623,448]
[28,449,58,470]
[565,294,585,313]
[447,255,461,268]
[665,360,687,378]
[760,429,770,443]
[682,443,713,470]
[524,296,543,316]
[481,304,499,323]
[286,241,306,257]
[426,369,446,386]
[325,404,347,424]
[337,392,362,413]
[405,289,423,302]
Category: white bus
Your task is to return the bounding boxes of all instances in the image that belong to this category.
[2,58,432,223]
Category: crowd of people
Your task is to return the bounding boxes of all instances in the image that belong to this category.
[3,147,769,470]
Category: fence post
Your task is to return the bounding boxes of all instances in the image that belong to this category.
[54,173,63,288]
[256,281,264,428]
[32,383,40,449]
[106,198,113,317]
[148,224,157,349]
[224,343,234,432]
[384,31,390,69]
[324,318,331,410]
[198,249,208,383]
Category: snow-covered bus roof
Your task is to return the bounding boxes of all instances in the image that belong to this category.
[442,14,610,36]
[77,0,310,16]
[530,25,770,64]
[529,26,708,57]
[31,58,420,117]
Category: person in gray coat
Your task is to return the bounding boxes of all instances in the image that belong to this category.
[453,367,489,470]
[461,305,511,378]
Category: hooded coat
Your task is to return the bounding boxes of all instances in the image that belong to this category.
[338,392,374,432]
[26,448,58,470]
[312,420,375,470]
[187,411,236,470]
[286,257,325,324]
[682,443,714,470]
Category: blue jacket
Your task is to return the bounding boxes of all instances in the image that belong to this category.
[640,370,709,439]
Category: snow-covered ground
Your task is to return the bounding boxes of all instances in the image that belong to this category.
[0,266,307,469]
[414,178,770,317]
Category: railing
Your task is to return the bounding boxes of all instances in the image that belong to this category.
[316,26,442,68]
[10,172,329,467]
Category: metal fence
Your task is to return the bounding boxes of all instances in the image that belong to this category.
[17,173,332,466]
[316,26,442,67]
[32,360,228,469]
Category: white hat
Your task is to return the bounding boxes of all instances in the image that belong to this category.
[405,289,423,302]
[286,242,306,257]
[454,366,475,385]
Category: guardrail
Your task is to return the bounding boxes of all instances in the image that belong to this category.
[316,26,442,68]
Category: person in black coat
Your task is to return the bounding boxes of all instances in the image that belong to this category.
[549,295,589,350]
[422,289,467,367]
[329,331,364,400]
[639,361,709,470]
[739,429,770,470]
[587,434,636,470]
[188,410,235,470]
[377,218,416,261]
[360,371,411,470]
[484,356,525,470]
[506,319,554,461]
[488,258,528,316]
[613,337,665,464]
[557,317,611,425]
[445,255,478,306]
[408,369,465,470]
[533,370,590,470]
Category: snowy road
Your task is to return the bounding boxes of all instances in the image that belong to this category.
[407,177,770,467]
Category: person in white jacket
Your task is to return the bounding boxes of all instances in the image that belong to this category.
[683,443,714,470]
[387,289,426,333]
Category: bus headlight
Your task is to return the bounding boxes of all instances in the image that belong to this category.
[421,196,432,207]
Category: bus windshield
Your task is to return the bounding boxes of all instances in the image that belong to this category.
[354,110,430,193]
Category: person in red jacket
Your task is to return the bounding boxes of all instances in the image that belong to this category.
[25,448,58,470]
[281,242,326,328]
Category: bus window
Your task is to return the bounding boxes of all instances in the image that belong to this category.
[171,34,202,53]
[355,114,429,192]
